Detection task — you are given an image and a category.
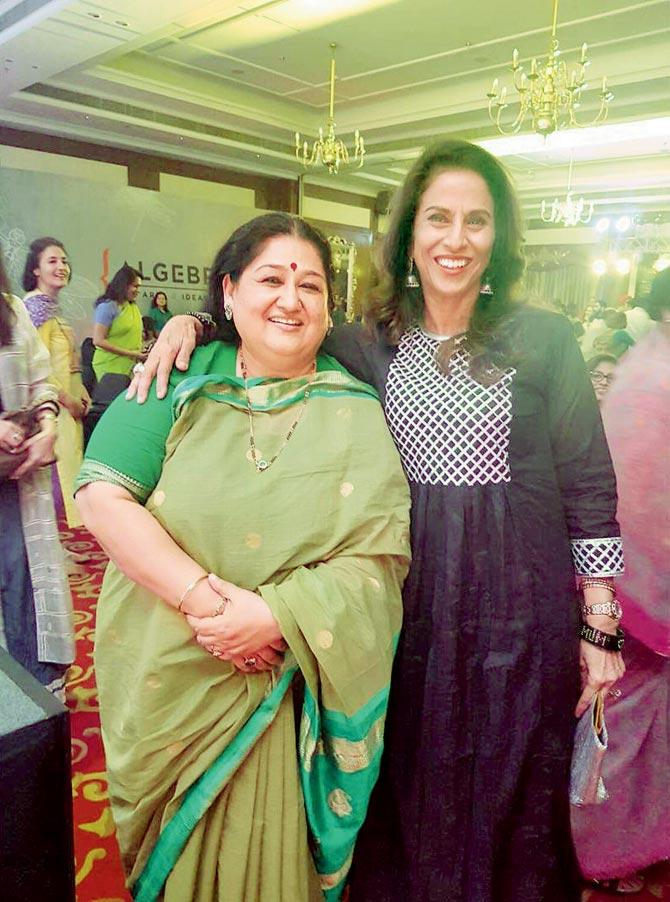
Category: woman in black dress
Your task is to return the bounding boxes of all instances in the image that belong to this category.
[131,139,624,902]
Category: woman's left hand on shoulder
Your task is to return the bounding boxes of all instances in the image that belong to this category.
[575,641,625,718]
[185,573,284,665]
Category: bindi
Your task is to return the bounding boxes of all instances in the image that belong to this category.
[290,262,297,271]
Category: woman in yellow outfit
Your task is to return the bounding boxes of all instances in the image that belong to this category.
[22,237,90,528]
[92,263,146,379]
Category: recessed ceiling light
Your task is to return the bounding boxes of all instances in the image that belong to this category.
[87,12,101,18]
[115,20,129,27]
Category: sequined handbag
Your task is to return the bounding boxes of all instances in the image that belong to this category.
[570,690,609,806]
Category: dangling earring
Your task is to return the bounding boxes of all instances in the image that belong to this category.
[406,258,420,289]
[224,301,233,320]
[480,280,494,296]
[327,315,334,337]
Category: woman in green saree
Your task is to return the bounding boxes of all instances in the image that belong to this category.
[75,213,410,902]
[92,263,145,379]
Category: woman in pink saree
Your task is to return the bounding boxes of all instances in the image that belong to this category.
[572,269,670,895]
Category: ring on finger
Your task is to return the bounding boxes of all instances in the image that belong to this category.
[243,656,257,668]
[608,688,622,699]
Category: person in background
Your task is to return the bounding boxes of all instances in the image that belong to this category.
[586,353,617,405]
[624,295,654,343]
[22,237,91,530]
[572,266,670,896]
[92,263,145,379]
[148,290,173,334]
[591,309,631,356]
[141,316,158,354]
[571,319,585,343]
[580,307,607,357]
[0,247,74,697]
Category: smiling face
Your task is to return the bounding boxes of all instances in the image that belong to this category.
[126,276,141,303]
[154,292,168,309]
[34,244,70,296]
[223,234,329,376]
[412,168,495,310]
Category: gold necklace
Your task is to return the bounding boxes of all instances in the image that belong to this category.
[239,354,315,472]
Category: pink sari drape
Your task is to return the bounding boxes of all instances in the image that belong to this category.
[601,326,670,656]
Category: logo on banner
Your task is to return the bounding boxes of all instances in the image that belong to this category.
[135,260,211,303]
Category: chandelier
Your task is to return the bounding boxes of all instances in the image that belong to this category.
[295,43,365,174]
[486,0,613,137]
[540,154,594,227]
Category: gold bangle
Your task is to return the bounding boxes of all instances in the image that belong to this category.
[580,577,616,594]
[177,573,208,613]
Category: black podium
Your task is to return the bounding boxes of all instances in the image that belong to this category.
[0,647,75,901]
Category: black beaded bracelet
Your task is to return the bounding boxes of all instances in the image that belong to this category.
[580,622,625,652]
[185,311,216,343]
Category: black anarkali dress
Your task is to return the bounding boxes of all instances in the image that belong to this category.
[326,307,623,902]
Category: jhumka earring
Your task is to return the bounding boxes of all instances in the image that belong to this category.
[224,302,233,320]
[406,258,420,289]
[479,281,494,296]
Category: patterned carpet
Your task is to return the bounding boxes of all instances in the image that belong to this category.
[60,522,668,902]
[62,522,130,902]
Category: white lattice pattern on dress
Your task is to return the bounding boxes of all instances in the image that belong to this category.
[385,328,515,486]
[570,537,625,576]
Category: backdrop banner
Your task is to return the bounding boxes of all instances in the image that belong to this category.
[0,167,265,341]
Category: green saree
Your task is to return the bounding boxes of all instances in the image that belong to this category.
[76,343,410,901]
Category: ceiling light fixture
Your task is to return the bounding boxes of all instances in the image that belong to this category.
[486,0,613,137]
[540,152,594,227]
[295,43,365,175]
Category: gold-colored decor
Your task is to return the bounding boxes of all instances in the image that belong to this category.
[327,234,357,319]
[295,43,365,174]
[487,0,613,137]
[540,154,594,227]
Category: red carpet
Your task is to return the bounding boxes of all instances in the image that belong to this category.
[60,523,668,901]
[62,522,130,902]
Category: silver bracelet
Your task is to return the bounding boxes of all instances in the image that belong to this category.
[581,598,623,621]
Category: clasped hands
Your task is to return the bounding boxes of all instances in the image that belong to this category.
[0,417,57,479]
[183,573,286,674]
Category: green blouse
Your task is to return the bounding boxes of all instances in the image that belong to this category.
[78,341,358,502]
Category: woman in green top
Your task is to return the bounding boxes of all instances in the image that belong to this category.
[92,263,146,379]
[148,290,173,333]
[75,213,411,902]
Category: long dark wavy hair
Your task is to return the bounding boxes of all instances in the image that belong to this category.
[204,212,334,342]
[0,247,16,347]
[367,139,525,384]
[22,236,69,292]
[94,263,142,307]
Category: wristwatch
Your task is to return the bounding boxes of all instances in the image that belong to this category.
[581,598,623,621]
[580,623,625,652]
